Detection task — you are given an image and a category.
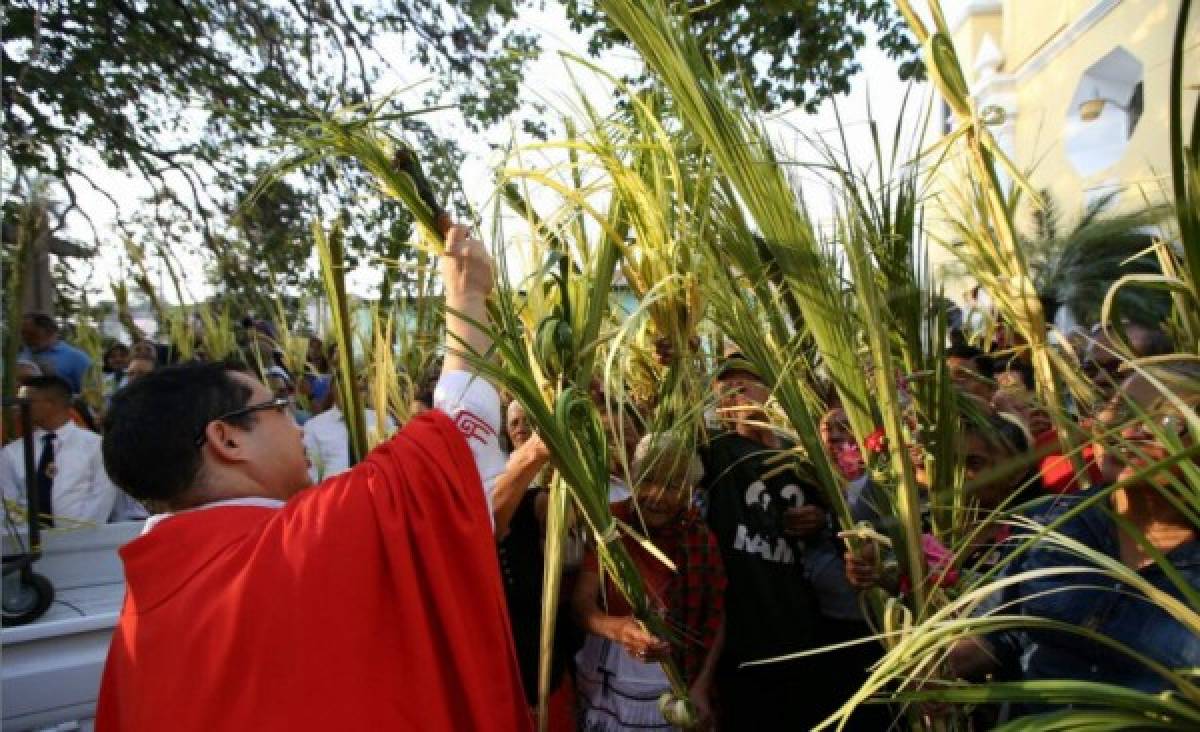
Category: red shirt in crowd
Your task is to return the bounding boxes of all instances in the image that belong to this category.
[1035,429,1103,494]
[582,500,726,683]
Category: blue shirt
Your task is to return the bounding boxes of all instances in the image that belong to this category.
[21,341,92,394]
[988,495,1200,695]
[305,373,332,405]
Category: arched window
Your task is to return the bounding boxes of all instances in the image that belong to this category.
[1065,47,1144,177]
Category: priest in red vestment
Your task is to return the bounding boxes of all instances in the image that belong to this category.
[96,227,531,731]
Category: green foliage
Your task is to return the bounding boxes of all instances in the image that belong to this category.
[3,0,534,302]
[564,0,922,113]
[3,0,539,181]
[1024,190,1170,327]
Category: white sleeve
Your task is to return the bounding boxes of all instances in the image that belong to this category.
[433,371,506,522]
[302,422,321,484]
[90,447,119,523]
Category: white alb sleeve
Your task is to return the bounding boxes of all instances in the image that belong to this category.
[433,371,506,523]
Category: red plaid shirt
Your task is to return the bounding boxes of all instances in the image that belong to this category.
[584,500,727,683]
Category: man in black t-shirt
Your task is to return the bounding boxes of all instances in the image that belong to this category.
[701,355,829,730]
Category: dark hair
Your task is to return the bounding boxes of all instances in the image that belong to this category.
[983,412,1030,455]
[104,342,130,357]
[996,356,1035,390]
[73,396,99,432]
[306,336,330,372]
[815,379,841,408]
[947,343,995,380]
[24,375,72,404]
[103,342,131,373]
[715,351,762,382]
[24,313,58,333]
[960,409,1043,506]
[102,362,255,504]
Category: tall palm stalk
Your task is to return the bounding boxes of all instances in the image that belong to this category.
[596,0,937,613]
[500,135,703,726]
[894,0,1095,427]
[811,3,1200,728]
[276,110,697,726]
[596,0,876,445]
[313,220,368,465]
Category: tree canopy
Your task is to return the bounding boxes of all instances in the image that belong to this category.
[3,0,533,222]
[3,0,921,304]
[566,0,923,112]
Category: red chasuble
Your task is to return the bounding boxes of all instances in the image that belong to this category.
[97,410,531,731]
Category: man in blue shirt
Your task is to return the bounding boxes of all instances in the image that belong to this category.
[945,363,1200,717]
[20,313,92,394]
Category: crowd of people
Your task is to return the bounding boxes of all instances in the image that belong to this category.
[4,244,1199,730]
[1,311,437,523]
[486,333,1200,729]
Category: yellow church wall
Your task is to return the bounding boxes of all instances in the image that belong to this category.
[1006,0,1197,227]
[927,0,1200,292]
[1004,0,1069,69]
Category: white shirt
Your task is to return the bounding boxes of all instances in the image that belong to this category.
[0,421,118,525]
[142,496,285,535]
[433,370,507,514]
[303,406,396,482]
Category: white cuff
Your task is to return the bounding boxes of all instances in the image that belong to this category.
[434,371,505,525]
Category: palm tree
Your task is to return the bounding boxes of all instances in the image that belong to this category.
[1026,189,1170,328]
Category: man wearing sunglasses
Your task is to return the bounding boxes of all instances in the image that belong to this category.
[95,227,530,731]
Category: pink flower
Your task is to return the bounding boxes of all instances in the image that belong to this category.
[920,534,953,566]
[899,535,961,595]
[921,534,960,588]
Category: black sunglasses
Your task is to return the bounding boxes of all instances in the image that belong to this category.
[194,396,290,447]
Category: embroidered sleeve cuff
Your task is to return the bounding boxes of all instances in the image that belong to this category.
[434,371,505,525]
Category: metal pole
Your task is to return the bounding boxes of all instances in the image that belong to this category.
[2,397,40,558]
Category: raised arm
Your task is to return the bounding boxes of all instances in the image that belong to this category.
[432,226,508,517]
[492,433,550,539]
[440,225,493,374]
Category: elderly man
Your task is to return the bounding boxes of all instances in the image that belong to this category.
[95,228,528,731]
[0,375,117,525]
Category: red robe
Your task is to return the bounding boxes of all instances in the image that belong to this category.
[97,410,531,731]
